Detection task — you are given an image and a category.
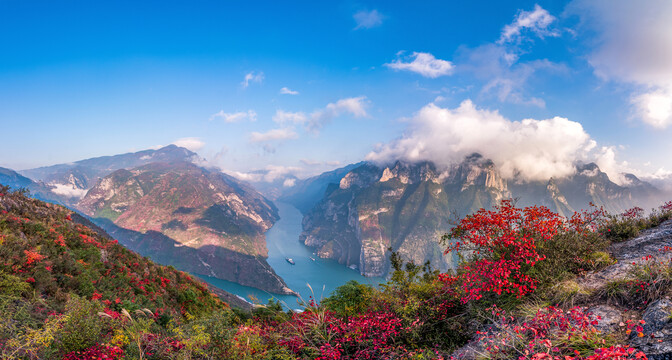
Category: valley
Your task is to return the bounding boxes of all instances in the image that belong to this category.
[1,146,665,305]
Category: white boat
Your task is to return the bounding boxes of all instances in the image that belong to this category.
[286,257,295,265]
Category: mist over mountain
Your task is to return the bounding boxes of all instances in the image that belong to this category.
[0,167,71,205]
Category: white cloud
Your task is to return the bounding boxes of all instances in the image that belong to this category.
[266,97,369,135]
[249,128,298,143]
[593,146,633,185]
[308,96,369,132]
[171,137,205,152]
[366,100,596,182]
[283,178,296,187]
[280,87,299,95]
[241,71,264,88]
[499,4,558,43]
[232,165,303,183]
[262,165,302,182]
[273,110,307,124]
[353,9,383,30]
[632,88,672,128]
[229,171,263,182]
[452,4,563,107]
[568,0,672,127]
[210,110,257,123]
[50,183,88,198]
[385,52,454,78]
[640,168,672,192]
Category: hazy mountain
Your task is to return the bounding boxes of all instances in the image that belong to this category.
[21,145,199,203]
[77,161,294,295]
[297,155,662,277]
[0,167,69,204]
[280,162,363,213]
[0,167,35,189]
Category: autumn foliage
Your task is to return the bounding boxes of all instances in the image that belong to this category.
[2,184,669,359]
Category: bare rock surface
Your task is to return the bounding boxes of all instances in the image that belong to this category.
[581,219,672,290]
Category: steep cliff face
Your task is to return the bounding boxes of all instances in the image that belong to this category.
[300,158,510,276]
[298,156,662,277]
[77,161,293,295]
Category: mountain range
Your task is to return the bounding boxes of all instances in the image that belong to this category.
[0,146,665,293]
[287,154,663,277]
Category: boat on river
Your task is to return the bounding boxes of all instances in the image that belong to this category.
[285,257,295,265]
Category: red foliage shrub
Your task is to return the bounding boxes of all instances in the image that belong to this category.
[444,200,565,302]
[62,344,124,360]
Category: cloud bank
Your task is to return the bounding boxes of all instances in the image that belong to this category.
[569,0,672,127]
[366,100,596,182]
[50,184,88,198]
[273,110,307,124]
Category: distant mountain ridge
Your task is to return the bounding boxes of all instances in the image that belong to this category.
[21,145,199,203]
[288,154,663,277]
[279,162,363,213]
[0,166,68,204]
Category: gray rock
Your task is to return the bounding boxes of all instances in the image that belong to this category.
[587,305,622,332]
[629,299,672,356]
[579,219,672,292]
[642,299,672,334]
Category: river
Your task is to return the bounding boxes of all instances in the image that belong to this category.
[197,202,384,310]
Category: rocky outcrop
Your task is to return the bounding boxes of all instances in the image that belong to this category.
[632,300,672,357]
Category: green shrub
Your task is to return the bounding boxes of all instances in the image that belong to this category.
[56,295,105,354]
[322,280,373,317]
[0,271,31,298]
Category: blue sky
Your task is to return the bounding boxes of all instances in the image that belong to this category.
[2,1,672,187]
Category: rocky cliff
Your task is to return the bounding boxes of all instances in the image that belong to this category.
[296,155,662,277]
